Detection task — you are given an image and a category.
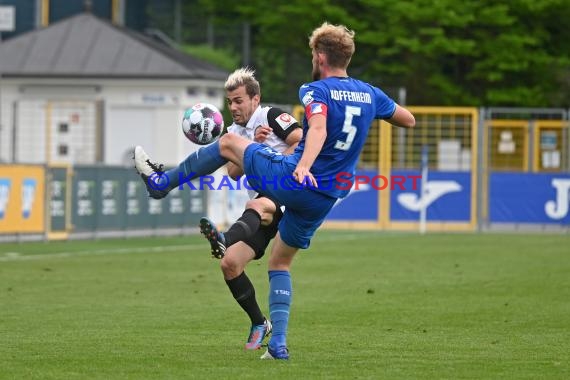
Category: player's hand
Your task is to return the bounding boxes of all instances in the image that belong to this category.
[293,165,318,188]
[254,125,272,142]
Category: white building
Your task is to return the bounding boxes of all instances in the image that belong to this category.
[0,12,228,166]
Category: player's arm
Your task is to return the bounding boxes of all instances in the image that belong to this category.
[282,128,302,155]
[256,126,301,154]
[373,87,415,129]
[386,104,415,129]
[293,105,327,186]
[265,107,302,155]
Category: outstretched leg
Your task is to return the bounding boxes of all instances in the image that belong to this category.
[218,133,255,170]
[134,133,255,199]
[133,141,227,199]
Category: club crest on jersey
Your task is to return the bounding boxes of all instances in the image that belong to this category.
[275,113,296,130]
[305,102,327,118]
[302,90,314,105]
[311,103,323,113]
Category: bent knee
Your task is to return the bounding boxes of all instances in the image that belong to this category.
[245,199,276,225]
[218,133,234,154]
[220,255,243,277]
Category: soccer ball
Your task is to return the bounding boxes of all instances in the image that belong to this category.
[182,103,224,145]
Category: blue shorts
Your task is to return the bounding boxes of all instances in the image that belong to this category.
[244,144,337,249]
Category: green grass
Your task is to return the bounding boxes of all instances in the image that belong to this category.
[1,231,569,379]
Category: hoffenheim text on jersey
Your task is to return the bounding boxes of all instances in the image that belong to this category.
[329,90,372,103]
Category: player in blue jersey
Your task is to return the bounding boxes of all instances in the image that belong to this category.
[136,22,414,360]
[198,22,414,360]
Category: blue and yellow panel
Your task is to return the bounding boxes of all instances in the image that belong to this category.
[324,107,478,231]
[390,169,472,222]
[386,108,478,231]
[324,169,382,230]
[489,173,570,224]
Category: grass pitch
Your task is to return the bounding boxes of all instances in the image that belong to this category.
[1,231,569,379]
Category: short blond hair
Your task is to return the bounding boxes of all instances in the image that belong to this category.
[309,22,355,69]
[224,67,260,98]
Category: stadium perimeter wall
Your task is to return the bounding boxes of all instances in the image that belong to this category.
[0,165,206,242]
[299,106,570,233]
[1,107,569,241]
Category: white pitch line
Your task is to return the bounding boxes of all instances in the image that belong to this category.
[0,244,204,262]
[0,232,386,263]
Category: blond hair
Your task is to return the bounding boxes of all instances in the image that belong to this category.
[309,22,355,69]
[224,67,261,98]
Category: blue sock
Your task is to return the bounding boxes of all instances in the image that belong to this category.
[268,270,292,349]
[164,141,227,190]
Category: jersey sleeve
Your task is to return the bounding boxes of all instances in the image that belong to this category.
[299,83,328,120]
[266,107,301,141]
[373,86,397,119]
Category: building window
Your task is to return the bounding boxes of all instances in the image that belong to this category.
[58,145,68,156]
[58,123,69,133]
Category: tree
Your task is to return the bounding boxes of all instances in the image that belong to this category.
[172,0,570,107]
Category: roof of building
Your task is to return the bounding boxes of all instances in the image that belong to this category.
[0,12,228,80]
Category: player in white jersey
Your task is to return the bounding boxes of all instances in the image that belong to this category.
[201,68,301,350]
[134,67,301,351]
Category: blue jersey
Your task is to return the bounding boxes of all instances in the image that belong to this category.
[297,77,396,198]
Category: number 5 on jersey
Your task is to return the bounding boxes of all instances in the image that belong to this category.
[335,105,361,151]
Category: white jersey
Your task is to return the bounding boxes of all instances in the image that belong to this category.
[227,105,299,199]
[227,106,296,152]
